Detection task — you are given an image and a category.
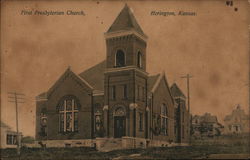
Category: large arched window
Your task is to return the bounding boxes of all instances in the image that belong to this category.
[116,50,125,67]
[137,52,142,68]
[160,104,168,135]
[58,96,80,132]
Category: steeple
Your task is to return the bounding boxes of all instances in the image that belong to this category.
[106,4,146,38]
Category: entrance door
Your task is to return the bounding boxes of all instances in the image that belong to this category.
[114,116,126,138]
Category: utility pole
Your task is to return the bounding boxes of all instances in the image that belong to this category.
[8,92,25,157]
[181,74,193,143]
[181,74,193,112]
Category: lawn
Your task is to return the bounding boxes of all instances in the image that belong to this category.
[1,134,249,160]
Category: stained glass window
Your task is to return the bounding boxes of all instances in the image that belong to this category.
[59,98,79,132]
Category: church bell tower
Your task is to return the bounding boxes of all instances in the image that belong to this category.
[103,4,149,138]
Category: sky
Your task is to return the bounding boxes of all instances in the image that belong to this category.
[1,0,249,137]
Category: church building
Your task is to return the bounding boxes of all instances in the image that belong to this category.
[35,5,190,150]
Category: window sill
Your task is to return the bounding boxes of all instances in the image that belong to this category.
[113,65,126,68]
[59,131,79,134]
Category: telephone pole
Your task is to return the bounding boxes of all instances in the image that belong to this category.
[181,74,193,142]
[181,74,193,113]
[8,92,25,157]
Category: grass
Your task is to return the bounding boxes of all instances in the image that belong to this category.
[1,134,249,160]
[0,147,146,160]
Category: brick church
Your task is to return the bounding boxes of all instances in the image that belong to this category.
[36,5,190,150]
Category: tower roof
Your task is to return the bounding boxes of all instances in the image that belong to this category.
[107,4,146,37]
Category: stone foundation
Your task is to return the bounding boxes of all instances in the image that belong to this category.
[31,139,95,148]
[29,138,188,150]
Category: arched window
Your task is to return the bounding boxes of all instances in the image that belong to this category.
[58,96,80,133]
[160,104,168,135]
[137,52,142,68]
[116,50,125,67]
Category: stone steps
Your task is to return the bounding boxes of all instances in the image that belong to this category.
[98,138,123,152]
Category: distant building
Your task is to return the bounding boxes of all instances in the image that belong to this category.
[0,121,22,148]
[192,113,223,137]
[224,105,249,134]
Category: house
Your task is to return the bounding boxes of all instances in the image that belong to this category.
[224,105,249,134]
[192,113,223,137]
[35,4,190,150]
[0,121,22,149]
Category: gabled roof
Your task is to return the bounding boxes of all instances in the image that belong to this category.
[170,83,186,98]
[148,71,175,104]
[193,113,218,124]
[38,67,93,99]
[1,121,11,130]
[36,92,47,99]
[79,60,106,92]
[148,74,160,92]
[201,113,218,123]
[224,104,249,121]
[107,4,145,37]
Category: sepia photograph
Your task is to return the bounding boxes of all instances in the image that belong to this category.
[1,0,249,159]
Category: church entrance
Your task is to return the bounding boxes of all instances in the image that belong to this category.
[114,116,126,138]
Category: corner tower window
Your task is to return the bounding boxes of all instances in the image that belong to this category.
[116,50,125,67]
[137,52,142,68]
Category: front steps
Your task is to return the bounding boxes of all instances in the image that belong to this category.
[96,138,123,152]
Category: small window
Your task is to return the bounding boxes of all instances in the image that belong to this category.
[142,87,145,101]
[137,85,140,100]
[182,127,184,138]
[137,52,142,68]
[139,112,143,131]
[116,50,125,67]
[6,134,17,145]
[111,86,116,100]
[7,135,12,145]
[182,112,184,123]
[123,84,128,99]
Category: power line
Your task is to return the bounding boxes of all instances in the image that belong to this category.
[8,92,25,157]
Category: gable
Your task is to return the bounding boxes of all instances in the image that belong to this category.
[170,83,186,98]
[1,121,11,130]
[44,68,93,99]
[150,72,174,104]
[148,74,160,92]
